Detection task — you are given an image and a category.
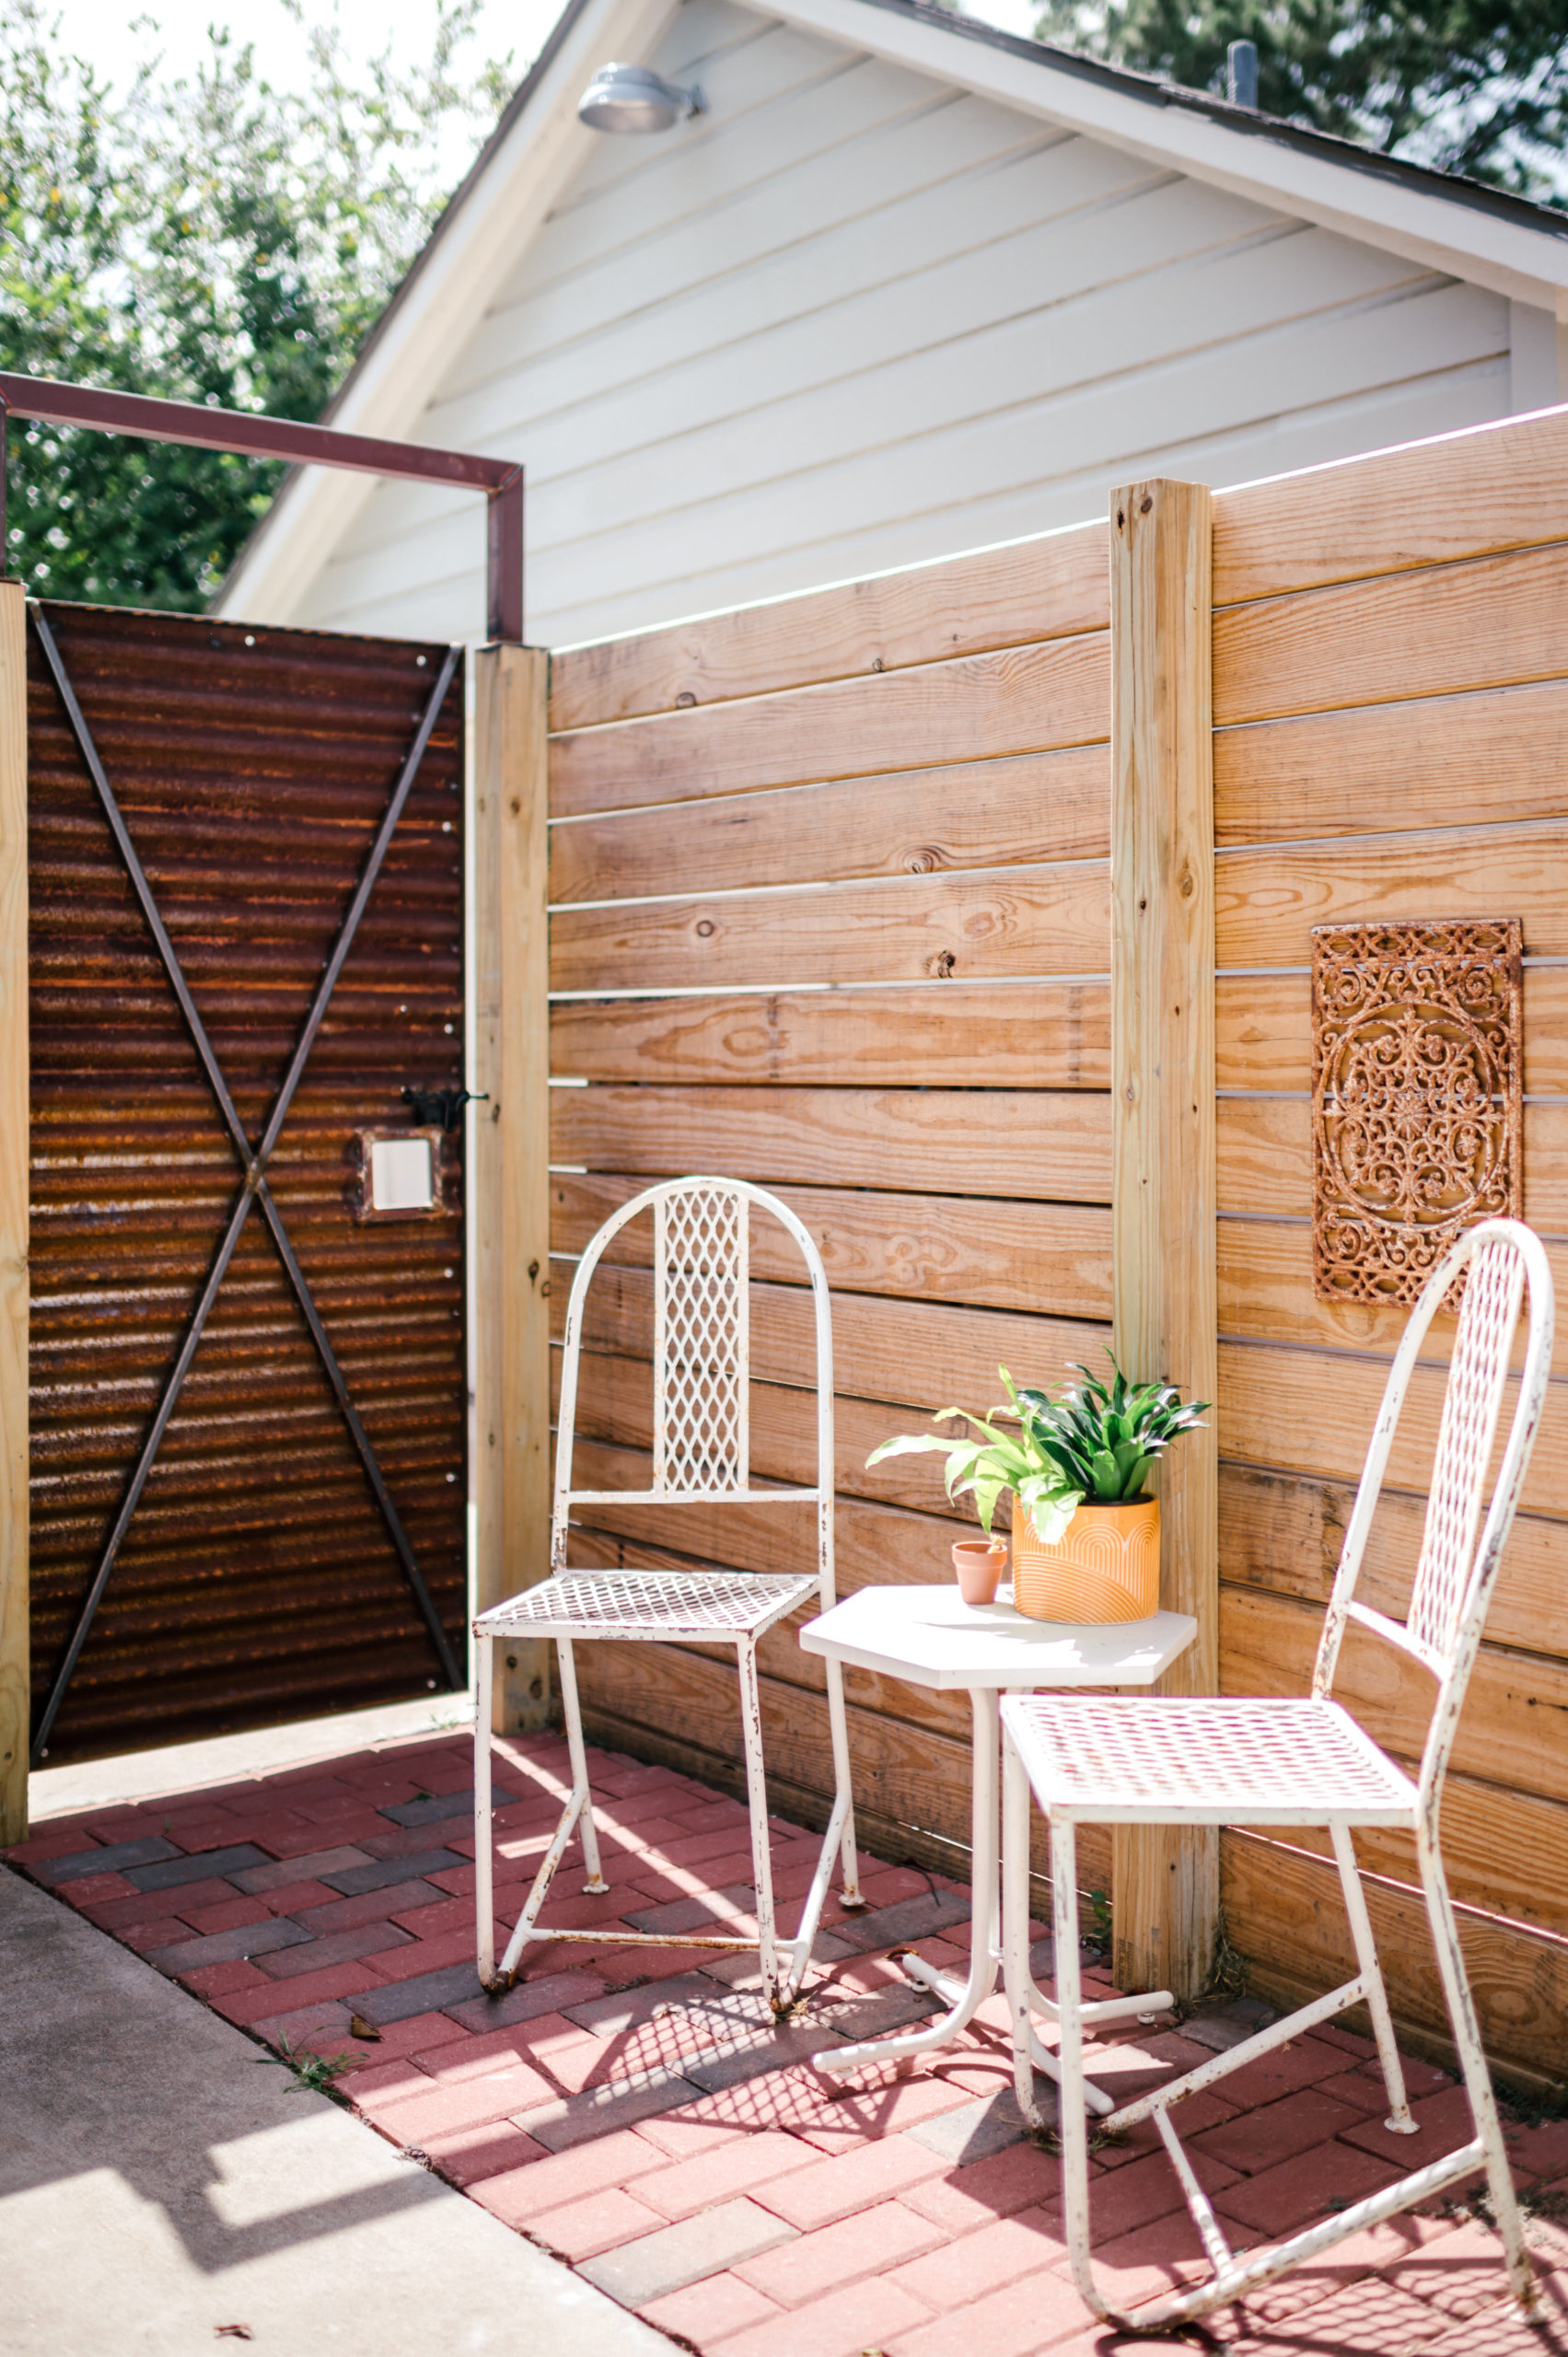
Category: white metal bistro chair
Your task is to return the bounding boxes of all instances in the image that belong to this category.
[473,1177,863,2014]
[1000,1216,1553,2331]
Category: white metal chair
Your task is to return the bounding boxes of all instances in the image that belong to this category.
[473,1176,863,2014]
[1000,1215,1553,2330]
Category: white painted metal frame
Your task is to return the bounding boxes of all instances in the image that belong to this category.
[473,1176,862,2014]
[796,1588,1196,2092]
[1000,1217,1554,2330]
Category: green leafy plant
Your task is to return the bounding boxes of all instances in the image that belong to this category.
[253,2036,355,2096]
[1013,1355,1209,1504]
[0,0,513,609]
[866,1353,1208,1538]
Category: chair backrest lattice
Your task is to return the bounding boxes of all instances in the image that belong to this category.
[654,1184,749,1495]
[1407,1237,1526,1664]
[551,1176,836,1592]
[1313,1218,1553,1798]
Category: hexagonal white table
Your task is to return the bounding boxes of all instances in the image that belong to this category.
[799,1584,1198,2110]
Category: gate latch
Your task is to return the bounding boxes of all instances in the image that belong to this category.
[402,1085,487,1132]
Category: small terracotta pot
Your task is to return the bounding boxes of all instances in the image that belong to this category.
[951,1537,1007,1606]
[1011,1495,1160,1624]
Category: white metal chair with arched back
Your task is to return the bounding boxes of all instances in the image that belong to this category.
[473,1177,863,2014]
[1000,1215,1554,2330]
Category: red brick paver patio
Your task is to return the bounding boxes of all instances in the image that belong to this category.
[9,1720,1568,2354]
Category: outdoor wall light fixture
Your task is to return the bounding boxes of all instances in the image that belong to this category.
[578,62,705,134]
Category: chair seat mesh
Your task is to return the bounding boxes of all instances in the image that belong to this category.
[1004,1695,1418,1822]
[476,1567,815,1641]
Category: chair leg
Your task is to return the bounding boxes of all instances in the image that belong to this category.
[1004,1730,1049,2130]
[1419,1829,1537,2315]
[823,1655,864,1907]
[1047,1812,1106,2322]
[557,1637,607,1894]
[736,1637,782,2014]
[475,1631,496,1987]
[1330,1822,1414,2133]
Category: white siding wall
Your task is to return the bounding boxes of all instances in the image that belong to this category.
[295,0,1511,647]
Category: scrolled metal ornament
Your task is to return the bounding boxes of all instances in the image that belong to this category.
[1311,919,1521,1306]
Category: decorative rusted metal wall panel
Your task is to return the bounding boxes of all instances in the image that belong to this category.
[28,602,467,1759]
[1311,918,1523,1306]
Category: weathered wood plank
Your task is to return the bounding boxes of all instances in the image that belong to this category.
[565,1440,964,1596]
[1216,820,1568,965]
[1221,1829,1568,2083]
[548,519,1109,729]
[556,1352,976,1520]
[1217,967,1568,1096]
[1109,475,1218,2002]
[550,860,1110,993]
[1213,539,1568,731]
[1216,1338,1568,1517]
[1218,1460,1568,1665]
[550,981,1111,1090]
[1213,406,1568,607]
[1217,1097,1568,1228]
[1222,1582,1568,1811]
[552,1086,1114,1203]
[549,633,1109,817]
[552,1260,1109,1415]
[562,1492,969,1728]
[471,644,552,1734]
[1215,973,1307,1094]
[0,582,25,1840]
[569,1601,1107,1895]
[552,1172,1114,1319]
[572,1628,984,1867]
[1257,1786,1568,1945]
[549,744,1109,902]
[1218,1217,1568,1369]
[1214,678,1568,849]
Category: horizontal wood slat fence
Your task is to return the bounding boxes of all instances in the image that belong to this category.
[546,517,1116,1899]
[1208,407,1568,2084]
[536,401,1568,2090]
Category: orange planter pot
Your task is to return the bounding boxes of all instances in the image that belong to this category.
[1010,1495,1160,1624]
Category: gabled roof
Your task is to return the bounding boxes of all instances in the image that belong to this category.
[866,0,1568,246]
[219,0,1568,624]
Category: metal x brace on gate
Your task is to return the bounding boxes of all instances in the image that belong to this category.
[29,613,466,1762]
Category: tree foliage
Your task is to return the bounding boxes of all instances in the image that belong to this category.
[0,1,511,609]
[1032,3,1568,203]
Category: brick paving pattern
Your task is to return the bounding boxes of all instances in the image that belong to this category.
[9,1722,1568,2353]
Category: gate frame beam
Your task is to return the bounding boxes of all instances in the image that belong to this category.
[0,373,524,642]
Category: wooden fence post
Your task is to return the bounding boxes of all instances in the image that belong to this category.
[472,644,552,1733]
[1109,480,1219,2003]
[0,582,28,1842]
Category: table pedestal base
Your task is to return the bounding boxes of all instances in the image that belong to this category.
[814,1688,1172,2115]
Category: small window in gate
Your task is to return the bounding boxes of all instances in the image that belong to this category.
[347,1126,456,1222]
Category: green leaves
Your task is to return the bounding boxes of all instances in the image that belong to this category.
[866,1410,1051,1536]
[0,0,513,608]
[867,1351,1207,1529]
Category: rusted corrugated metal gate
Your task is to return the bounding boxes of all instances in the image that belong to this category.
[27,601,469,1761]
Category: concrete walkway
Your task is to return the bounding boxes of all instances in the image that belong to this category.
[0,1867,671,2357]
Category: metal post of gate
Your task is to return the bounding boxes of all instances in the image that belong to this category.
[0,578,27,1843]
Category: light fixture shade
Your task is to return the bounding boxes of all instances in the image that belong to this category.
[578,62,704,134]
